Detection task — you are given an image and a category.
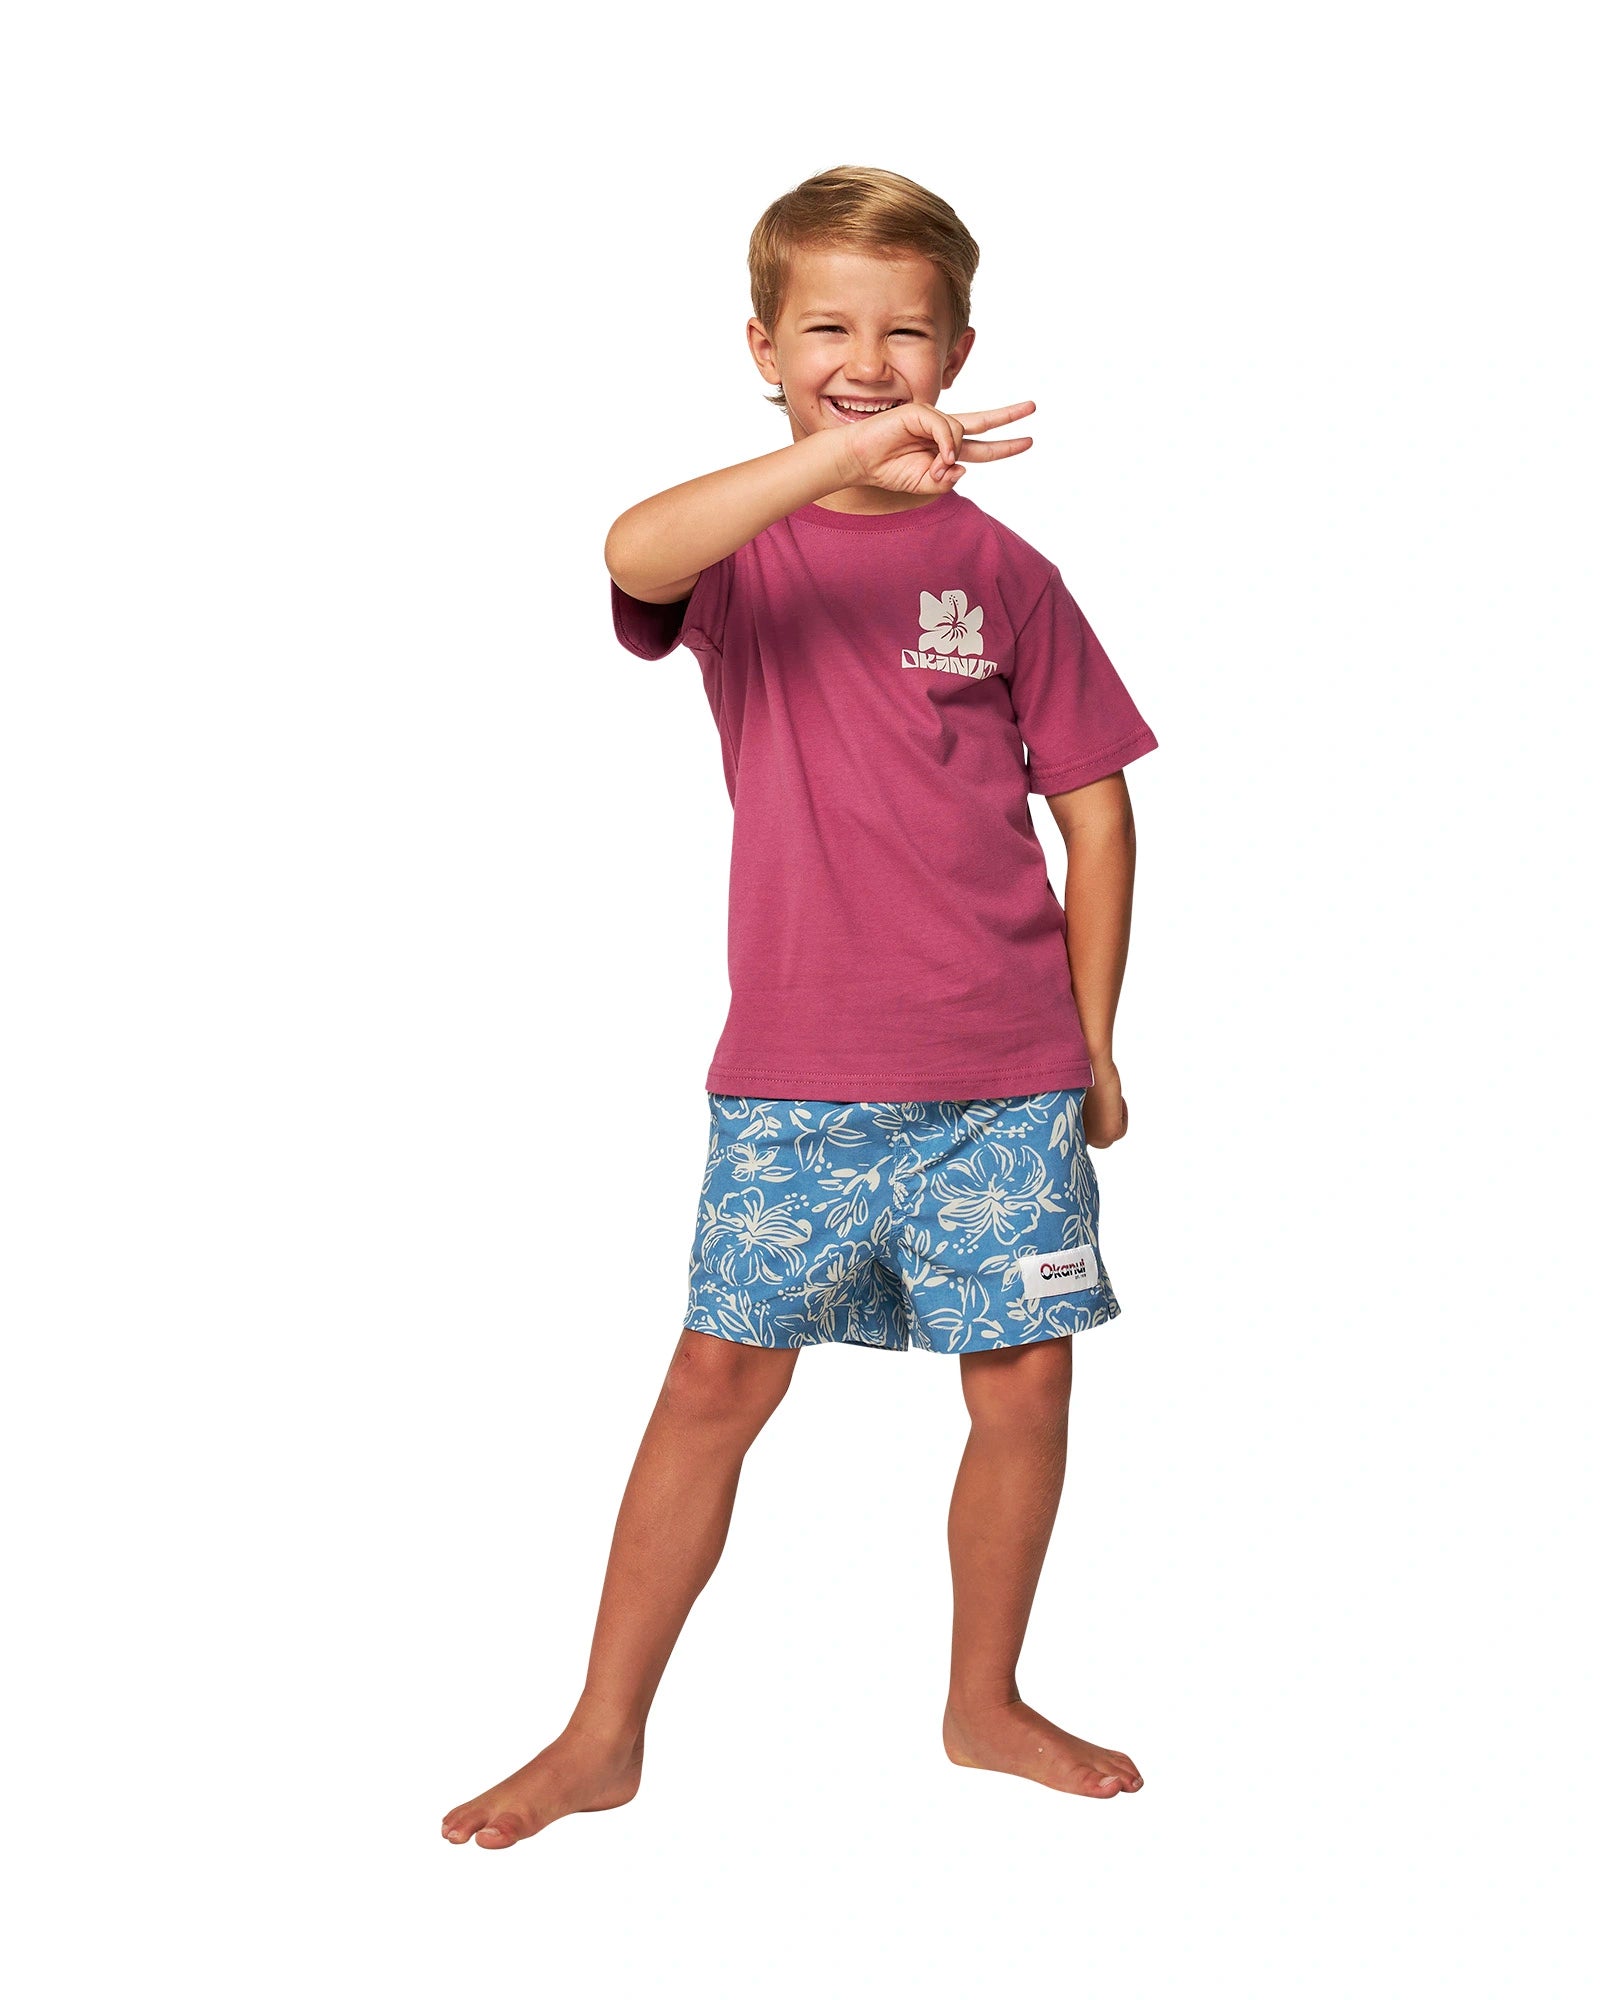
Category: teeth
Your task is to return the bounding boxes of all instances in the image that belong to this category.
[831,398,902,413]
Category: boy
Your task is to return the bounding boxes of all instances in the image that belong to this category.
[443,165,1155,1849]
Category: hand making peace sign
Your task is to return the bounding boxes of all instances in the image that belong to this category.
[833,399,1037,496]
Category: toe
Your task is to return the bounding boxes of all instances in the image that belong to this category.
[442,1807,485,1842]
[1109,1753,1143,1789]
[475,1814,526,1848]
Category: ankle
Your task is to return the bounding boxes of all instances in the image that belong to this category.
[945,1681,1021,1718]
[567,1695,649,1750]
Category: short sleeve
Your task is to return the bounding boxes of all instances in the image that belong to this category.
[1008,567,1158,796]
[609,553,734,661]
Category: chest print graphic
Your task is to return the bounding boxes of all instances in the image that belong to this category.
[901,588,1000,679]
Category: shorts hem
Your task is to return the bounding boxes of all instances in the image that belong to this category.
[682,1292,1119,1355]
[682,1315,908,1353]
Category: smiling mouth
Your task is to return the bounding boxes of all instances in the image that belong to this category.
[823,396,906,423]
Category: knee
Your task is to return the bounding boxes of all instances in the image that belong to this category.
[961,1337,1074,1438]
[660,1329,796,1431]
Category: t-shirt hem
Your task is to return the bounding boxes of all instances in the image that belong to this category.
[703,1056,1095,1100]
[1026,726,1159,797]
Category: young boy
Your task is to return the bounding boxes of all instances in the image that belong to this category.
[443,165,1155,1849]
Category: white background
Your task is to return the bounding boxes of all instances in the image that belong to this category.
[4,3,1593,1994]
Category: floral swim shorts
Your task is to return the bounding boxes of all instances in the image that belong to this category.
[683,1090,1120,1354]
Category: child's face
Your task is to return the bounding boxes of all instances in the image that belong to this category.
[748,246,976,447]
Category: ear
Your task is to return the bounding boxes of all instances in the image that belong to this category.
[747,317,782,387]
[942,325,977,391]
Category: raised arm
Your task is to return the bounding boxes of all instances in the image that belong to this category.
[603,432,852,604]
[1045,771,1137,1148]
[603,400,1038,604]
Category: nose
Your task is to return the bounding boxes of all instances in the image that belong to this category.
[845,342,896,385]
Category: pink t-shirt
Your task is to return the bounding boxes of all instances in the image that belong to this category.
[611,489,1157,1101]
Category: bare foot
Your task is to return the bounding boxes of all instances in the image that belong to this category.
[943,1696,1143,1797]
[441,1720,644,1849]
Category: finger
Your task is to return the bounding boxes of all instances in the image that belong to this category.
[956,434,1033,462]
[949,400,1036,434]
[901,402,960,473]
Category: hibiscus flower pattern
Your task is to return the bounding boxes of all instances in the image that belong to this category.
[918,588,985,656]
[698,1187,813,1288]
[931,1139,1057,1250]
[683,1089,1118,1353]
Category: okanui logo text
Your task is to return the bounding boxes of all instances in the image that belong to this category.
[1015,1244,1101,1299]
[902,588,998,679]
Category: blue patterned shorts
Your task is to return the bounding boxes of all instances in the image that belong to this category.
[683,1090,1120,1354]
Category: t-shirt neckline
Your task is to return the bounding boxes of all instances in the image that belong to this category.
[791,491,964,533]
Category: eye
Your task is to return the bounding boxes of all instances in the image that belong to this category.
[891,329,928,338]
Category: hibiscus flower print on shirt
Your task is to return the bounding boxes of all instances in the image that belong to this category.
[901,588,999,679]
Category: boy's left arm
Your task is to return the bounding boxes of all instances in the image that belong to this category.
[1046,772,1137,1149]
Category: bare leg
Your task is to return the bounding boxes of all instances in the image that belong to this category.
[442,1328,799,1848]
[942,1335,1143,1797]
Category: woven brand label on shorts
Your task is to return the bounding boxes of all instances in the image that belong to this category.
[1014,1246,1101,1299]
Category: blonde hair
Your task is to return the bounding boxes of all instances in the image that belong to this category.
[748,165,980,412]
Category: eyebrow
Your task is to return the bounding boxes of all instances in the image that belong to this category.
[796,308,939,324]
